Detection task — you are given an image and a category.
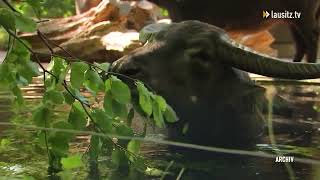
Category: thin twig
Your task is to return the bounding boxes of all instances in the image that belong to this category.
[37,30,54,55]
[5,28,34,53]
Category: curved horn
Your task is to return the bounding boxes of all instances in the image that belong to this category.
[217,36,320,80]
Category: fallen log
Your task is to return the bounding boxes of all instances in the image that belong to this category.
[21,0,277,63]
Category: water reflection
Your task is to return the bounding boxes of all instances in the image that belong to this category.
[1,76,320,179]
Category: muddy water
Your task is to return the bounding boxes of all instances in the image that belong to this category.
[1,75,320,179]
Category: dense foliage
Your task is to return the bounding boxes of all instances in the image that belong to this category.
[0,1,177,178]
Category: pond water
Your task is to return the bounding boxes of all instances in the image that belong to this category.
[1,75,320,180]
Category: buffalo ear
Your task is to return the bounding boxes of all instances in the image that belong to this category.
[186,36,215,62]
[185,37,215,64]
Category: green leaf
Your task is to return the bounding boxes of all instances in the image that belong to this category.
[145,167,166,177]
[116,124,134,138]
[132,157,147,172]
[127,140,140,154]
[11,85,24,106]
[103,92,113,117]
[43,89,65,104]
[68,102,87,130]
[37,131,46,147]
[152,101,165,128]
[103,91,128,118]
[32,106,51,127]
[0,63,9,84]
[112,100,128,118]
[0,8,15,30]
[154,95,167,112]
[89,135,102,159]
[182,123,189,134]
[164,105,179,123]
[23,176,35,180]
[50,57,68,82]
[25,0,42,12]
[91,109,113,133]
[136,81,152,116]
[63,91,75,105]
[139,94,152,116]
[110,76,131,104]
[94,62,110,72]
[61,154,84,170]
[14,13,37,32]
[16,75,29,86]
[70,62,89,89]
[18,61,41,83]
[52,121,74,140]
[84,69,104,94]
[105,78,112,92]
[72,88,88,104]
[111,149,128,169]
[65,86,88,104]
[49,121,73,155]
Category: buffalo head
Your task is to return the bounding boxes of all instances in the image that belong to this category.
[111,21,320,147]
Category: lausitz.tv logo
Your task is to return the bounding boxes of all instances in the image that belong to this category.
[262,10,301,19]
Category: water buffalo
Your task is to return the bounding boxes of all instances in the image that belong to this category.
[110,21,320,148]
[147,0,320,63]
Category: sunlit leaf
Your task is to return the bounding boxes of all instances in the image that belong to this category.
[127,140,140,154]
[94,62,110,72]
[110,76,131,104]
[154,95,167,112]
[136,81,152,116]
[61,154,84,170]
[152,101,165,128]
[164,105,179,123]
[145,167,166,177]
